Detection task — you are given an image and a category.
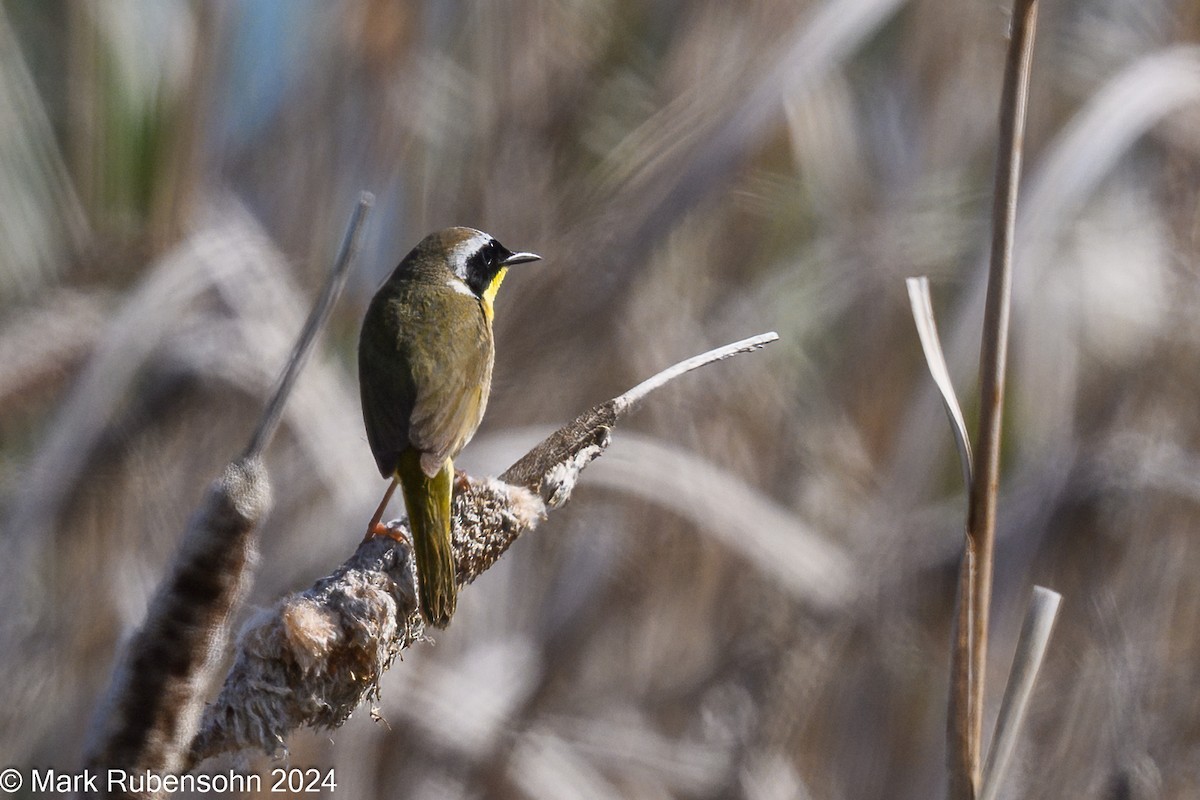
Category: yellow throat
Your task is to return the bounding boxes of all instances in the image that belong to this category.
[480,267,508,322]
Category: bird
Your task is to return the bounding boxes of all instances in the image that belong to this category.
[358,227,540,628]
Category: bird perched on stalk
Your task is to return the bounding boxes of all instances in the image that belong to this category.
[358,227,541,628]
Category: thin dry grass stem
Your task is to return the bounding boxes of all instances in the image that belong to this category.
[948,540,977,799]
[980,586,1062,800]
[243,192,373,460]
[188,334,779,763]
[952,1,1041,796]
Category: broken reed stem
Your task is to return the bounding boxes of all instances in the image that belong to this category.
[980,586,1061,800]
[952,1,1040,797]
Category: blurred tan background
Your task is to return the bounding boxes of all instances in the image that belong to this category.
[2,1,1200,797]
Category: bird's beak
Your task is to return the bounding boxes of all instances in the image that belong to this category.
[501,251,541,266]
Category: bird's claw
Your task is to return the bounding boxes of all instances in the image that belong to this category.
[363,521,409,544]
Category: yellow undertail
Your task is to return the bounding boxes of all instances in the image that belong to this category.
[396,451,456,628]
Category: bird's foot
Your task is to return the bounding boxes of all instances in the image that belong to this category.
[363,521,409,544]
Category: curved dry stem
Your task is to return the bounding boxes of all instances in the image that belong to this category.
[906,277,973,491]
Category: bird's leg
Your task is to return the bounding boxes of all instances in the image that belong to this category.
[364,476,400,541]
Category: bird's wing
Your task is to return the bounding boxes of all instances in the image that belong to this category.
[407,298,493,474]
[359,324,417,478]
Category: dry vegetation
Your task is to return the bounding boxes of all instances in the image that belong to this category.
[2,1,1200,798]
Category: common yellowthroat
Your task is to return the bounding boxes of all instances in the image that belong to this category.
[359,227,540,628]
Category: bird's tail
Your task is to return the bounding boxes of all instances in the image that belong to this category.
[397,451,456,628]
